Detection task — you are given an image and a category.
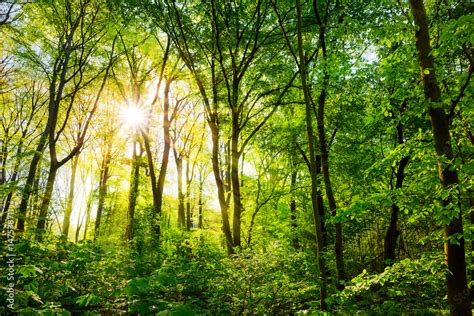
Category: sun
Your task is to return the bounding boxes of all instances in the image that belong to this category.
[120,106,146,129]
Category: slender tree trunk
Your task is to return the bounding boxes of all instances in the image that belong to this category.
[224,140,232,204]
[125,141,140,241]
[62,154,79,238]
[75,204,84,242]
[210,124,234,254]
[313,9,345,284]
[185,160,192,230]
[198,173,204,229]
[290,170,299,249]
[231,117,243,247]
[83,193,92,240]
[296,0,327,309]
[315,155,327,247]
[470,193,474,285]
[17,130,48,231]
[0,139,7,186]
[175,155,186,228]
[153,78,173,238]
[408,1,471,314]
[0,138,25,227]
[94,146,111,240]
[141,128,161,238]
[75,214,82,242]
[384,122,409,264]
[35,164,58,239]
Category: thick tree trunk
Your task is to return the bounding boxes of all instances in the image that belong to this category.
[62,154,79,238]
[408,1,471,314]
[384,122,409,264]
[125,141,140,241]
[296,0,327,309]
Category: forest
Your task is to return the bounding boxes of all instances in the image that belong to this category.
[0,0,473,314]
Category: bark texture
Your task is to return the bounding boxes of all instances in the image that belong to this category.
[408,1,471,314]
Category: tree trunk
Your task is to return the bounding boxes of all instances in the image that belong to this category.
[296,0,327,309]
[17,130,48,231]
[384,122,409,264]
[231,117,243,247]
[125,141,140,241]
[0,139,7,187]
[315,155,327,247]
[210,124,234,254]
[0,137,25,228]
[470,193,474,285]
[198,173,204,229]
[83,192,92,240]
[62,154,79,238]
[408,0,471,314]
[290,170,299,249]
[74,188,90,242]
[185,160,192,230]
[142,129,160,238]
[94,145,111,240]
[313,8,345,284]
[153,78,173,238]
[175,155,186,228]
[36,164,58,239]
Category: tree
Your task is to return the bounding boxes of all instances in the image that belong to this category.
[408,0,471,314]
[14,0,116,235]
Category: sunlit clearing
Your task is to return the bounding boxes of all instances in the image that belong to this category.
[120,106,146,128]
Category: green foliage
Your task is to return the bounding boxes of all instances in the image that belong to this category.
[1,0,473,314]
[122,233,321,314]
[328,254,448,314]
[0,237,130,314]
